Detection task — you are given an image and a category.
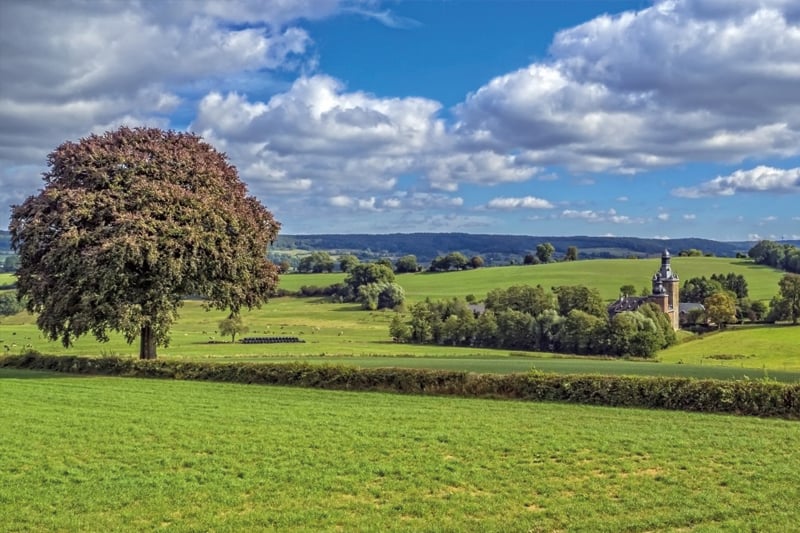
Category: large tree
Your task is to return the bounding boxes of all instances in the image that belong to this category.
[536,242,555,263]
[777,273,800,324]
[10,127,280,359]
[703,292,737,329]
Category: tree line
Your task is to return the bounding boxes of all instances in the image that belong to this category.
[748,240,800,274]
[389,284,676,358]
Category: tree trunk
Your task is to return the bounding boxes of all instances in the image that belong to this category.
[139,323,157,359]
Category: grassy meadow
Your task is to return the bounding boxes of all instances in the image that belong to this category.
[278,256,786,303]
[2,257,798,379]
[2,369,799,532]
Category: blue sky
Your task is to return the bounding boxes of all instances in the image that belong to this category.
[1,0,799,240]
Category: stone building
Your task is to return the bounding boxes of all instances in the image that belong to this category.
[608,249,682,330]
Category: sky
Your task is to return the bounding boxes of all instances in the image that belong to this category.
[1,0,799,241]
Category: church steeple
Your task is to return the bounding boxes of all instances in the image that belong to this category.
[651,249,680,330]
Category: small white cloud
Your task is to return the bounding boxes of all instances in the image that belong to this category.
[762,215,778,222]
[358,197,379,211]
[653,235,670,240]
[329,195,353,208]
[561,207,644,224]
[657,213,670,221]
[617,196,629,202]
[487,196,554,210]
[683,214,696,220]
[382,198,402,209]
[672,166,800,198]
[561,208,645,224]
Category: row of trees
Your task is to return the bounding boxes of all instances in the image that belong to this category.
[390,284,676,357]
[298,262,406,311]
[682,273,748,301]
[522,243,579,265]
[292,242,588,274]
[293,251,485,274]
[748,240,800,274]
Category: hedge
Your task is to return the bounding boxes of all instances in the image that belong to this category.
[1,353,798,419]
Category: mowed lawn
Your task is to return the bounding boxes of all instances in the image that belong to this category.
[2,369,798,532]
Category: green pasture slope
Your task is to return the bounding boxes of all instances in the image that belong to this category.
[1,257,796,378]
[279,256,785,303]
[3,296,799,379]
[2,369,798,532]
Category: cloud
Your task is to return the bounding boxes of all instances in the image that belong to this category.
[454,0,800,172]
[486,196,555,210]
[560,208,644,224]
[191,75,540,204]
[0,0,344,212]
[345,7,422,30]
[683,214,697,220]
[657,213,670,221]
[672,166,800,198]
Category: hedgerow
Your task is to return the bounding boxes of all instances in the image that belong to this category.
[2,353,797,419]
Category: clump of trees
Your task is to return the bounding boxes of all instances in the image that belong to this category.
[682,273,748,302]
[0,293,24,318]
[429,252,469,272]
[2,256,19,273]
[394,255,419,273]
[390,284,676,357]
[292,260,406,310]
[297,251,335,273]
[767,273,800,324]
[748,240,800,274]
[10,127,281,359]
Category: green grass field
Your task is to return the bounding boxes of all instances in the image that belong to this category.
[2,369,798,532]
[2,257,796,379]
[279,257,786,303]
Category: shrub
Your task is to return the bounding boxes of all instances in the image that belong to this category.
[1,354,798,419]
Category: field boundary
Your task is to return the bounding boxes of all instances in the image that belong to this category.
[2,353,797,419]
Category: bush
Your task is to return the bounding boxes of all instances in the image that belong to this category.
[1,354,797,419]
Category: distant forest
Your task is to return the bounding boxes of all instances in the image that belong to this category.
[272,233,800,264]
[3,229,799,266]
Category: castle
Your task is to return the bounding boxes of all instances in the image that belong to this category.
[608,249,682,330]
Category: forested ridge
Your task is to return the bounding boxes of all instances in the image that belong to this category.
[4,229,800,263]
[272,233,800,263]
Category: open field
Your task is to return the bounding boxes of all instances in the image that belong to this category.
[2,369,798,531]
[2,257,796,378]
[3,296,799,377]
[278,257,786,303]
[659,325,800,369]
[0,272,14,286]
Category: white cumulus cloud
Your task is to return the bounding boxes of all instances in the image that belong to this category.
[486,196,555,210]
[672,166,800,198]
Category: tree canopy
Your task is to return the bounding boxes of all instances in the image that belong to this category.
[10,127,280,359]
[536,242,555,263]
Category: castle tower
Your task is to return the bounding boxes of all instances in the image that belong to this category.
[651,249,680,330]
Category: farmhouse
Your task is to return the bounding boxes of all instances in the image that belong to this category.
[608,249,694,330]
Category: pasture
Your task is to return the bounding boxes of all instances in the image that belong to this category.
[278,257,786,303]
[2,369,798,532]
[1,257,797,378]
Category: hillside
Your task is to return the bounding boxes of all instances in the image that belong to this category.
[278,256,786,303]
[274,233,800,263]
[4,228,798,264]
